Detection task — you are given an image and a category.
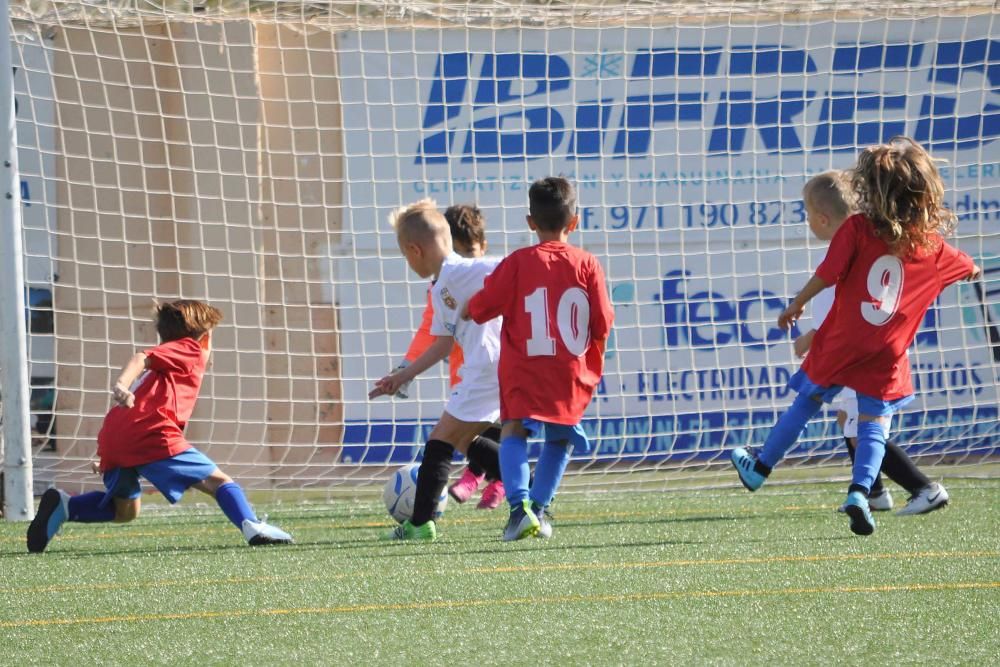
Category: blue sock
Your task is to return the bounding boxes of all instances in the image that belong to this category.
[529,441,572,510]
[215,482,257,529]
[852,420,888,493]
[67,491,115,523]
[759,393,824,468]
[499,435,531,507]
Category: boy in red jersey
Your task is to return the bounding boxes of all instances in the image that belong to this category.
[27,300,292,552]
[730,138,979,536]
[393,204,505,510]
[465,177,614,541]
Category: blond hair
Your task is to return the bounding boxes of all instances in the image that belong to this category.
[390,198,450,246]
[803,170,855,221]
[852,136,955,257]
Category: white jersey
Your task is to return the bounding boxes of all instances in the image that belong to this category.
[430,253,503,382]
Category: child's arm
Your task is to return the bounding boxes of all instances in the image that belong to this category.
[111,352,149,408]
[779,274,829,331]
[369,335,453,399]
[793,328,817,358]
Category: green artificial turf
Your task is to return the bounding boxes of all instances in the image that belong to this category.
[2,476,998,664]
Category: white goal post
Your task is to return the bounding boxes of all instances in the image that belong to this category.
[2,1,999,516]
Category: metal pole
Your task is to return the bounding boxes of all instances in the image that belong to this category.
[0,0,35,521]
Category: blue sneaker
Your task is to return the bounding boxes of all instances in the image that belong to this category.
[845,490,876,536]
[502,500,540,542]
[27,488,70,553]
[730,447,768,492]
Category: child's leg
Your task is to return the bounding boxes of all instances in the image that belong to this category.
[850,417,890,496]
[499,420,531,507]
[758,393,825,468]
[27,471,135,552]
[529,441,571,512]
[193,469,258,528]
[410,412,488,527]
[879,441,932,495]
[843,438,887,497]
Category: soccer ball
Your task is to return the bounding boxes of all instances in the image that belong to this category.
[382,463,448,523]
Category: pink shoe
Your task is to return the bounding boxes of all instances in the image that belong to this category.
[476,480,505,510]
[448,468,484,504]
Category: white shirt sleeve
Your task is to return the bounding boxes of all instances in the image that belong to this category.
[811,286,834,328]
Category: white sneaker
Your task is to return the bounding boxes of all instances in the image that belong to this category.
[868,490,894,512]
[836,489,893,513]
[241,519,293,545]
[896,482,949,516]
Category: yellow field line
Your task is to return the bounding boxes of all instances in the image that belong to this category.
[2,581,996,629]
[3,550,996,596]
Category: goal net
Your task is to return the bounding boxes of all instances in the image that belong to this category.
[5,0,999,501]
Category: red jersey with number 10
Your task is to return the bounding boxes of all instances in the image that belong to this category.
[803,214,974,400]
[467,241,614,424]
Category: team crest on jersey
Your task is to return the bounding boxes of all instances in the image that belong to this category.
[440,287,457,310]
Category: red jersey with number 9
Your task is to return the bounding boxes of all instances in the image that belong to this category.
[803,214,974,400]
[467,241,614,424]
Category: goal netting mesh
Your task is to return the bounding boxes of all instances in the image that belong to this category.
[6,0,999,500]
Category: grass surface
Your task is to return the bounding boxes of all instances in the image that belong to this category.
[2,476,999,664]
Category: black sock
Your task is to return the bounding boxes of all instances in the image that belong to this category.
[880,440,931,494]
[411,439,453,526]
[467,458,486,477]
[467,436,501,481]
[845,437,885,496]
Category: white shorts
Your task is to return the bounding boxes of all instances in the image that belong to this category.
[835,388,892,439]
[444,363,500,424]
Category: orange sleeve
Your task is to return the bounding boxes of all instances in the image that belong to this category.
[404,287,436,363]
[448,344,464,388]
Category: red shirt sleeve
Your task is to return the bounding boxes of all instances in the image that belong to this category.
[404,287,437,363]
[587,256,614,343]
[145,338,200,375]
[468,254,516,323]
[815,214,862,286]
[935,240,975,288]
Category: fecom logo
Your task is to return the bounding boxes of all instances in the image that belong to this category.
[416,40,1000,163]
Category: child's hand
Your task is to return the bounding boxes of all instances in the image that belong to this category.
[793,329,815,358]
[90,461,101,475]
[778,303,804,331]
[459,302,471,321]
[968,264,982,281]
[111,382,135,408]
[369,368,409,400]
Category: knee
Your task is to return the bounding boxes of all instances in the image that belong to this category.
[114,498,140,523]
[200,469,234,496]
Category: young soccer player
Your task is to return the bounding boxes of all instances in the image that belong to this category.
[392,204,505,510]
[27,300,293,552]
[730,137,979,535]
[369,199,504,541]
[465,176,614,541]
[794,171,949,516]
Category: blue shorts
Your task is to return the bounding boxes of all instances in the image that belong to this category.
[101,448,218,507]
[522,418,592,454]
[788,369,914,417]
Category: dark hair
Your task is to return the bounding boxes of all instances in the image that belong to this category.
[443,204,487,249]
[528,176,577,232]
[155,300,223,342]
[852,136,955,257]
